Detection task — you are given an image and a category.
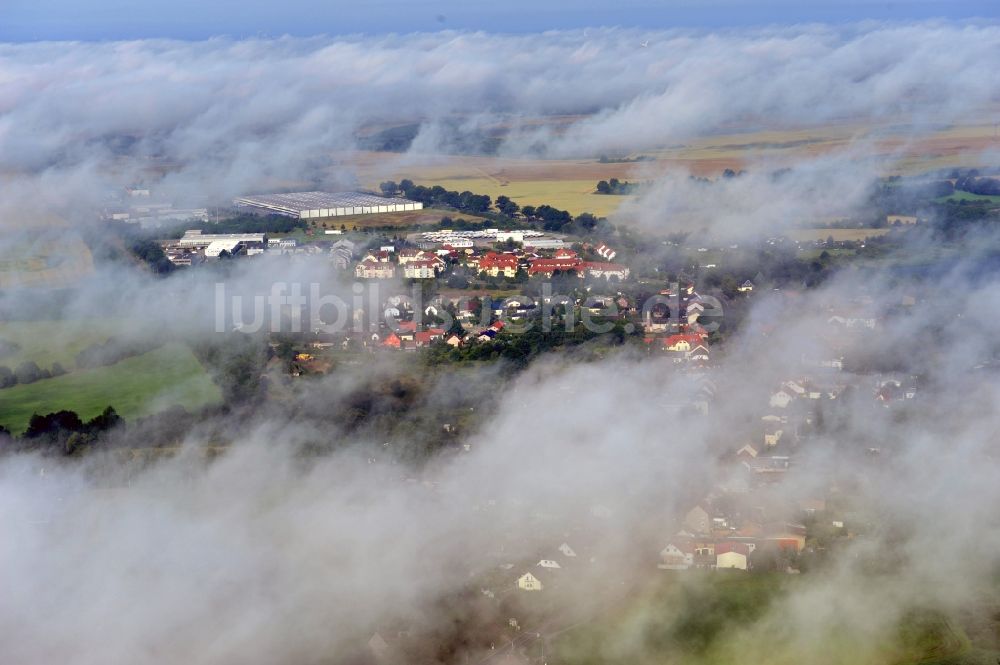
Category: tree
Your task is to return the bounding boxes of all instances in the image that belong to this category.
[24,410,85,439]
[380,181,399,196]
[576,212,598,230]
[0,365,15,388]
[14,360,43,385]
[50,362,67,377]
[596,180,611,194]
[88,406,123,432]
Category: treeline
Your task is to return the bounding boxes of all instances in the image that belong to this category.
[87,222,175,275]
[954,175,1000,196]
[378,179,596,233]
[0,337,168,390]
[191,332,272,404]
[596,178,641,195]
[598,154,654,164]
[181,213,307,236]
[75,336,165,369]
[381,180,493,214]
[0,360,67,388]
[0,406,123,455]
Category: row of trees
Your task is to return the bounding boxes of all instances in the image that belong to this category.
[0,360,67,388]
[2,406,124,455]
[183,213,307,235]
[955,175,1000,196]
[381,180,493,214]
[379,180,590,233]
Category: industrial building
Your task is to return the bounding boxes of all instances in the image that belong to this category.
[233,191,422,219]
[176,230,266,250]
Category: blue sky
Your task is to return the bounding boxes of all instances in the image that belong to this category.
[1,0,996,41]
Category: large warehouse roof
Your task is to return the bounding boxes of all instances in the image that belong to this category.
[233,191,423,218]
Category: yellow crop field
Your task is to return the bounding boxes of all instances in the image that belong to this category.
[787,228,891,242]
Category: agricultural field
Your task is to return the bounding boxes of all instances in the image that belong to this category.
[407,176,623,218]
[0,232,94,289]
[0,319,123,369]
[0,342,222,434]
[787,228,891,242]
[344,115,1000,220]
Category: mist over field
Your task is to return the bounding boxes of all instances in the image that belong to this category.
[2,14,1000,665]
[1,21,999,214]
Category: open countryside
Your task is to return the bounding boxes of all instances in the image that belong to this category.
[0,343,222,434]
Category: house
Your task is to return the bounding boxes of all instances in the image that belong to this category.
[763,427,783,448]
[363,250,393,263]
[554,248,579,260]
[446,334,463,347]
[684,505,711,534]
[398,248,433,265]
[658,543,694,570]
[595,243,617,261]
[402,258,442,279]
[479,252,520,278]
[769,390,794,408]
[538,559,561,569]
[687,344,710,362]
[558,543,577,558]
[382,333,402,349]
[736,444,758,459]
[527,257,581,277]
[413,329,445,347]
[715,542,751,570]
[517,572,543,591]
[477,320,504,342]
[579,262,630,280]
[685,301,705,325]
[356,259,396,279]
[330,239,356,270]
[738,280,754,292]
[663,333,706,353]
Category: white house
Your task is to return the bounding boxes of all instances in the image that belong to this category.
[558,543,577,558]
[538,559,561,569]
[769,390,794,408]
[517,572,543,591]
[716,551,747,569]
[658,544,694,570]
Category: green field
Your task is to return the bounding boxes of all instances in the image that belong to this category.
[553,572,988,665]
[0,320,122,369]
[935,191,1000,204]
[0,343,222,434]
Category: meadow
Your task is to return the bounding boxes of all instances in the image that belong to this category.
[0,319,122,369]
[552,571,988,665]
[0,342,222,434]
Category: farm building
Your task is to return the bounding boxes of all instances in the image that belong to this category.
[234,191,422,219]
